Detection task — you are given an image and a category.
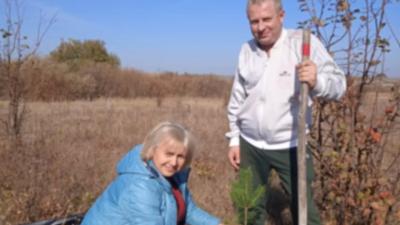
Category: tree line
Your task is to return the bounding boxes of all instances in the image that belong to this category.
[2,38,232,101]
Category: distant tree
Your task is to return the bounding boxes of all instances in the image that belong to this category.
[50,39,120,71]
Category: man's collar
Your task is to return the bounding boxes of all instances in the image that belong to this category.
[254,28,287,56]
[273,28,287,50]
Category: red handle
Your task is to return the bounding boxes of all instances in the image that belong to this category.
[302,43,310,58]
[302,30,311,59]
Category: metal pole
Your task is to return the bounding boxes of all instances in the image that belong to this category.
[298,29,310,225]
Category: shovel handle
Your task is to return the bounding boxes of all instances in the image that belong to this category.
[298,29,311,225]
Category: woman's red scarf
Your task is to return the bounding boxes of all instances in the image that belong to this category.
[168,178,186,225]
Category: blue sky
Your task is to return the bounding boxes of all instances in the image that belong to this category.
[4,0,400,77]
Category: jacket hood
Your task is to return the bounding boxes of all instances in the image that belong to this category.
[116,144,152,176]
[116,144,190,183]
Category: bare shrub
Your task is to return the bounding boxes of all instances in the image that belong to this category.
[297,0,400,224]
[0,0,55,145]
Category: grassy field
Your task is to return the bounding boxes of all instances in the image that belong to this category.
[0,95,399,225]
[0,97,238,224]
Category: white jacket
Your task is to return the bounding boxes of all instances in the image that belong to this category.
[226,29,346,150]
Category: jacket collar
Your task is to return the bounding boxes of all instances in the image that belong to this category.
[145,160,191,193]
[117,144,191,193]
[252,28,287,57]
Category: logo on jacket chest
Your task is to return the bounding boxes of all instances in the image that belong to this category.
[279,70,291,77]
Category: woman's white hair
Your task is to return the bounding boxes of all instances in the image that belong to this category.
[141,121,195,168]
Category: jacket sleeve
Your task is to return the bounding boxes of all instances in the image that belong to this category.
[119,180,165,225]
[310,34,347,100]
[184,187,221,225]
[226,63,247,147]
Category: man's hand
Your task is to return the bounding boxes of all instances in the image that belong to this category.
[228,146,240,171]
[296,60,317,89]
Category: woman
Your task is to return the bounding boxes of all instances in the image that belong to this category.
[81,121,223,225]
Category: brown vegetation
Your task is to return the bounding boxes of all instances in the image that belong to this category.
[16,57,233,102]
[0,82,399,225]
[1,47,399,225]
[0,98,237,225]
[310,77,400,225]
[1,24,399,224]
[1,0,399,223]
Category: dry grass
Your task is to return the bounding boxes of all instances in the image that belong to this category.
[0,94,399,225]
[0,97,237,224]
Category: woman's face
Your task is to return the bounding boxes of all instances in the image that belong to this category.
[152,137,187,177]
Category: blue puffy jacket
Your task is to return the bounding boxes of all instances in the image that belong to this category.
[81,145,221,225]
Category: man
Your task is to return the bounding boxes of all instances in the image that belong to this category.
[226,0,346,224]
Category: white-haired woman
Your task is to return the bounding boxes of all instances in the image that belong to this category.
[81,121,223,225]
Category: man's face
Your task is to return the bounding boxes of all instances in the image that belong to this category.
[247,1,284,51]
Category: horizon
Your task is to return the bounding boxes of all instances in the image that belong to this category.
[2,0,400,78]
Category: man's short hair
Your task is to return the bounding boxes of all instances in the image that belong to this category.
[247,0,283,12]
